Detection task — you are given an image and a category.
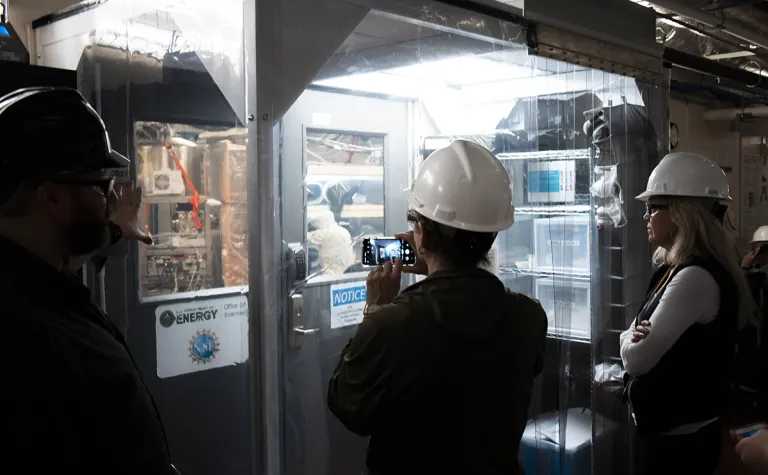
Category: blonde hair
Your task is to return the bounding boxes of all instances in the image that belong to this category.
[653,197,754,330]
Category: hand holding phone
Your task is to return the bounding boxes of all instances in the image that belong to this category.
[732,423,768,441]
[733,427,768,474]
[744,244,768,269]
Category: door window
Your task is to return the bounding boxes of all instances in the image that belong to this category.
[305,131,385,276]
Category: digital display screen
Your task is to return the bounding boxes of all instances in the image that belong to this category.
[362,238,415,266]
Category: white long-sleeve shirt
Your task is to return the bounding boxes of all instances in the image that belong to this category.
[620,266,720,433]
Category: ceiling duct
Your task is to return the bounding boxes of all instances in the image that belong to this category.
[627,0,768,102]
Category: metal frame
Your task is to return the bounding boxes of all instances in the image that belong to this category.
[529,24,666,86]
[340,0,528,47]
[244,0,267,473]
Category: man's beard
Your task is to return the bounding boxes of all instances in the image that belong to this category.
[66,206,110,257]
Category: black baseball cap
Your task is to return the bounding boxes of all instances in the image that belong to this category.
[0,87,129,182]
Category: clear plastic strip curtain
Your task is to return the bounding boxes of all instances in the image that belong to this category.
[257,1,669,473]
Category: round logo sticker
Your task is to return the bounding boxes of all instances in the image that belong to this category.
[188,329,220,364]
[159,310,175,328]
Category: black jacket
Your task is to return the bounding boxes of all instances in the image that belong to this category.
[0,238,174,474]
[327,268,548,475]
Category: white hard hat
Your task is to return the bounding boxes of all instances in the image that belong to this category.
[404,140,514,233]
[751,225,768,243]
[635,152,730,202]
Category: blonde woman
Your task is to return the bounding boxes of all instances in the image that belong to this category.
[621,152,754,475]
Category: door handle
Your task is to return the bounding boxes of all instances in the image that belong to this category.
[289,293,319,347]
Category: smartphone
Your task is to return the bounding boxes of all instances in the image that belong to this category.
[362,237,415,266]
[732,423,767,439]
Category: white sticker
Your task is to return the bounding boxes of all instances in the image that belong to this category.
[312,112,332,126]
[155,295,249,379]
[330,281,367,329]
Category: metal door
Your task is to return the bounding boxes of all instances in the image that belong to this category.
[280,89,412,475]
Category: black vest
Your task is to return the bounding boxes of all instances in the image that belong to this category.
[626,257,738,433]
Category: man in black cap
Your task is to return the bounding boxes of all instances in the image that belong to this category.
[0,87,175,474]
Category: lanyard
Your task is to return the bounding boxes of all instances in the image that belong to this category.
[636,266,677,324]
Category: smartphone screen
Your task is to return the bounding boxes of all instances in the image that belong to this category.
[362,238,415,266]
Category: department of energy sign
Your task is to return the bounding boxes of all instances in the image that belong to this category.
[155,295,249,378]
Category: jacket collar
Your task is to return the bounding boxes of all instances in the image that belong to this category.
[402,267,502,293]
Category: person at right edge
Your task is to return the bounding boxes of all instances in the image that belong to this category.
[0,88,176,474]
[736,225,768,414]
[621,152,755,475]
[327,140,548,475]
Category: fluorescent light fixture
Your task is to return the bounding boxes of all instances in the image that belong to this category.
[705,51,756,60]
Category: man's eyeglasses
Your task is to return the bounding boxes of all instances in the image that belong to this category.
[645,202,668,216]
[55,178,115,197]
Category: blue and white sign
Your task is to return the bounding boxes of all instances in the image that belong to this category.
[330,281,367,329]
[155,295,249,379]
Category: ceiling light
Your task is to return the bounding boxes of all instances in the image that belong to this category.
[705,51,756,60]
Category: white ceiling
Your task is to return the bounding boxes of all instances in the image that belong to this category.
[9,0,83,50]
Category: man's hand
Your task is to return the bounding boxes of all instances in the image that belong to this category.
[366,259,402,305]
[109,182,153,245]
[735,430,768,474]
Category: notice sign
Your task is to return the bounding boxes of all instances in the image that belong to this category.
[155,295,249,379]
[330,281,367,329]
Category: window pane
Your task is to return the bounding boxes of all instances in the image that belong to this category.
[306,131,385,276]
[136,122,247,298]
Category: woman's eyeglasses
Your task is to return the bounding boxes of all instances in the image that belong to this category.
[407,211,419,227]
[645,203,668,216]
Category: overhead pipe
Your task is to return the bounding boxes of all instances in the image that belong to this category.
[663,47,768,97]
[703,106,768,121]
[644,0,768,51]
